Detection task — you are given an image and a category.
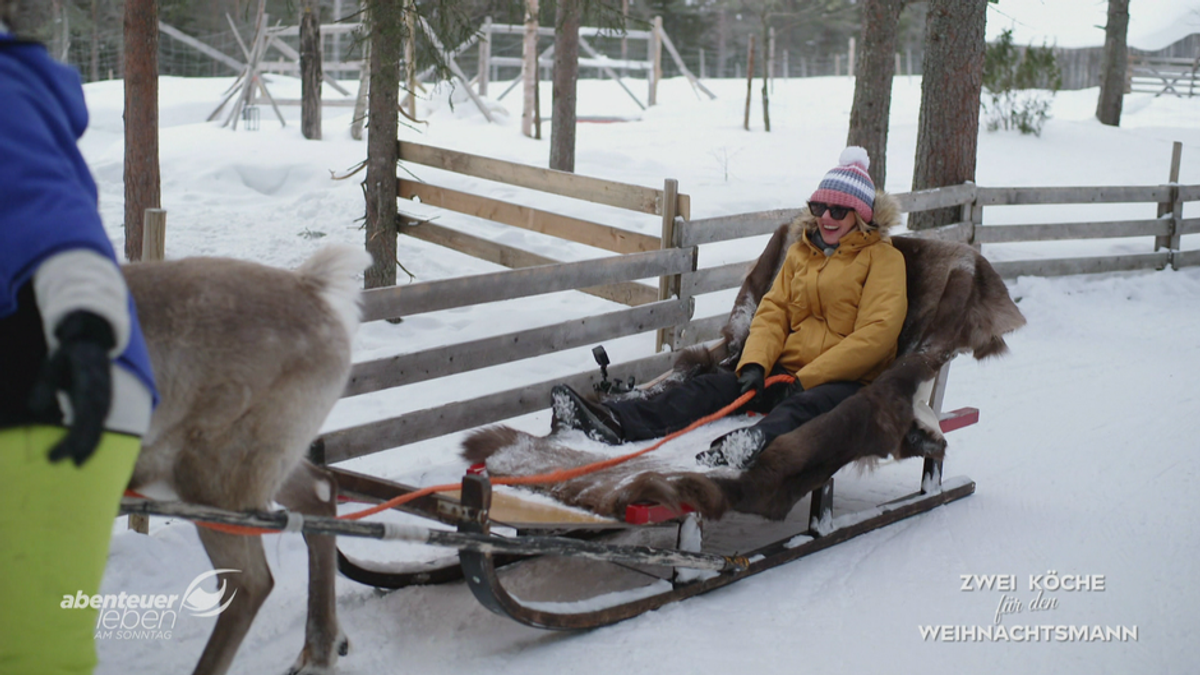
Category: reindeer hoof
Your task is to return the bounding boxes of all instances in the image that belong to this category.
[286,630,348,675]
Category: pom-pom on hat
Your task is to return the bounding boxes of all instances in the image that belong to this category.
[809,146,876,223]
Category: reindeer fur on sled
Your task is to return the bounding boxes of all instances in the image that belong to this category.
[463,196,1025,522]
[124,245,369,675]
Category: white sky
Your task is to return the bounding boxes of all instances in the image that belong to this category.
[986,0,1200,50]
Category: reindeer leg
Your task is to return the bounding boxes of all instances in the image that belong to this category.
[276,459,347,674]
[191,528,273,675]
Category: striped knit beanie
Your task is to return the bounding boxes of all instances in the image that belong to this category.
[810,147,876,223]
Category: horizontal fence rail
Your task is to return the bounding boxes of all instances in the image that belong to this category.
[321,350,680,463]
[399,141,669,216]
[976,185,1172,206]
[399,181,662,255]
[361,248,694,322]
[345,300,688,397]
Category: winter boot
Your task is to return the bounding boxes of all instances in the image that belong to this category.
[695,426,769,469]
[551,384,624,445]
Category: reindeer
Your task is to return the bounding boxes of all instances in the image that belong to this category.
[122,245,370,675]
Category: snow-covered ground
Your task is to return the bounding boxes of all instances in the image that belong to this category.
[79,62,1200,675]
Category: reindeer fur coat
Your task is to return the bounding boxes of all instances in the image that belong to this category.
[463,193,1026,522]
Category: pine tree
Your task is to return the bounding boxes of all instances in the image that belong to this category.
[981,29,1061,136]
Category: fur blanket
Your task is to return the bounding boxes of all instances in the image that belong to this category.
[462,222,1026,522]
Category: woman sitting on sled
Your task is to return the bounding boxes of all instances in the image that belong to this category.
[552,147,907,470]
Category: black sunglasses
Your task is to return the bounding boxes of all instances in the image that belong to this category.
[808,202,853,220]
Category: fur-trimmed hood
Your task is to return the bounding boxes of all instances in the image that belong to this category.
[789,190,903,243]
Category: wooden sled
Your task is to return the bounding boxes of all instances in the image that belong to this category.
[318,402,975,629]
[322,353,980,631]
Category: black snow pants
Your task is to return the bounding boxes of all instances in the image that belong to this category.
[606,368,862,446]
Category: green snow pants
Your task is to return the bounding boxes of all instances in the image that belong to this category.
[0,425,140,675]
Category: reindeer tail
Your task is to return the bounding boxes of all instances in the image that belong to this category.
[297,245,373,339]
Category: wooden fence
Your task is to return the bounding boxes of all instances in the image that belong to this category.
[1128,53,1200,97]
[312,143,1199,466]
[1040,34,1199,91]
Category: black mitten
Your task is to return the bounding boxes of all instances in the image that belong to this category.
[737,364,765,396]
[29,310,115,466]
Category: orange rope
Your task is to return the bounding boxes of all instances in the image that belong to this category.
[134,374,796,536]
[340,373,795,520]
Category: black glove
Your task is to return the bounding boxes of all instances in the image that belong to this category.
[29,310,116,467]
[737,364,765,396]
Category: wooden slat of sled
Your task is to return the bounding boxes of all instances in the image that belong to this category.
[444,488,618,527]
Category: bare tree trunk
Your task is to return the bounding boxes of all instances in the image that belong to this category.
[364,0,401,289]
[909,0,986,230]
[761,24,771,132]
[123,0,159,262]
[50,0,68,61]
[847,0,906,190]
[744,34,755,131]
[404,3,416,120]
[90,0,99,82]
[300,6,323,140]
[550,0,580,172]
[521,0,539,138]
[620,0,628,76]
[1096,0,1130,126]
[717,8,729,78]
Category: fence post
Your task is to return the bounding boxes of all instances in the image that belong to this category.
[1157,141,1183,268]
[656,180,694,352]
[959,184,981,249]
[650,16,662,106]
[478,16,491,97]
[141,208,166,262]
[657,179,679,352]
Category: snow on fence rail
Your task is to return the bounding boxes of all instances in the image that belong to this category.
[312,142,1199,464]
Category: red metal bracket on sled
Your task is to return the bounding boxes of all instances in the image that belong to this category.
[938,407,979,434]
[625,502,695,525]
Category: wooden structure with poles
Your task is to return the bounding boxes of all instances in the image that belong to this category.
[205,0,364,130]
[477,17,715,120]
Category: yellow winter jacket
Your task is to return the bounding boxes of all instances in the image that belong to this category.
[737,225,907,390]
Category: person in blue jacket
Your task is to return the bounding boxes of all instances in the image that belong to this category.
[0,10,157,675]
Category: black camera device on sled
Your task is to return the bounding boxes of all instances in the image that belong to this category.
[592,345,636,395]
